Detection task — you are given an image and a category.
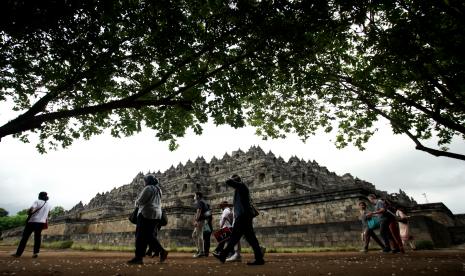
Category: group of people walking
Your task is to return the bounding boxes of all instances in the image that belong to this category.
[11,174,266,266]
[190,175,265,265]
[358,194,416,253]
[128,173,265,265]
[12,178,416,263]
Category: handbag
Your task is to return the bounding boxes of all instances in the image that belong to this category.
[43,219,48,230]
[129,207,139,224]
[160,209,168,226]
[213,227,232,243]
[367,216,380,230]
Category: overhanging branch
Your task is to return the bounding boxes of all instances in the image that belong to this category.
[354,90,465,161]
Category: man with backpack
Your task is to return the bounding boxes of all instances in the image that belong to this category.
[192,192,212,258]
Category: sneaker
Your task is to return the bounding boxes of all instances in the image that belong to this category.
[32,254,39,258]
[226,253,241,262]
[391,249,400,254]
[192,252,205,258]
[11,254,20,258]
[360,248,368,253]
[213,252,226,263]
[247,259,265,265]
[160,250,168,263]
[382,248,392,253]
[127,258,143,265]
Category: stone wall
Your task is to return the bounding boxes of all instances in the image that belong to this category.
[454,214,465,226]
[408,203,456,227]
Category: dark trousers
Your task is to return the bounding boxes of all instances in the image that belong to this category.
[16,222,44,256]
[380,217,397,250]
[389,220,404,252]
[146,226,161,256]
[135,214,164,259]
[203,218,213,255]
[220,216,263,261]
[363,228,385,250]
[215,239,227,253]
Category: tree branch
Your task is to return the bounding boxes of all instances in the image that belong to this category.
[0,97,192,140]
[337,74,465,136]
[352,88,465,161]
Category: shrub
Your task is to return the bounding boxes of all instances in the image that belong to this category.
[0,215,27,231]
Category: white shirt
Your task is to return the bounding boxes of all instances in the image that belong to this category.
[220,207,233,228]
[28,200,52,223]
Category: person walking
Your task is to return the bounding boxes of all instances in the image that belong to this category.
[213,201,242,262]
[213,175,265,265]
[385,199,405,254]
[203,198,213,257]
[396,207,416,250]
[192,192,212,257]
[358,201,385,253]
[12,192,52,258]
[127,175,168,265]
[367,194,400,253]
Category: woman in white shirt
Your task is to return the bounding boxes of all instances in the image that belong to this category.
[213,201,241,262]
[12,192,52,258]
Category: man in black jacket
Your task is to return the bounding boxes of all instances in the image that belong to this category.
[213,174,265,265]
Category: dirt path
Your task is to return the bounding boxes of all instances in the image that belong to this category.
[1,246,464,276]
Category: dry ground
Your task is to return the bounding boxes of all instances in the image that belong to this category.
[1,246,464,276]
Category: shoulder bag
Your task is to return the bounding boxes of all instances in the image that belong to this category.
[367,216,380,230]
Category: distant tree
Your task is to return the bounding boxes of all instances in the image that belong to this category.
[0,1,463,161]
[49,206,65,218]
[16,209,29,216]
[0,214,27,231]
[0,208,8,217]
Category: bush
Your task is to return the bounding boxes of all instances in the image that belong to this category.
[415,240,434,250]
[0,215,27,231]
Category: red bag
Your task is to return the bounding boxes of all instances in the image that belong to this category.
[213,227,232,243]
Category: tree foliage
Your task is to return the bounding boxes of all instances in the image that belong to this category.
[0,214,27,231]
[49,206,65,218]
[0,208,8,217]
[0,0,464,160]
[16,209,29,216]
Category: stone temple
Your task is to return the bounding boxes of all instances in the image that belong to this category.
[3,146,465,247]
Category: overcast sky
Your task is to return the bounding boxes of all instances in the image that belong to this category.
[1,120,464,216]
